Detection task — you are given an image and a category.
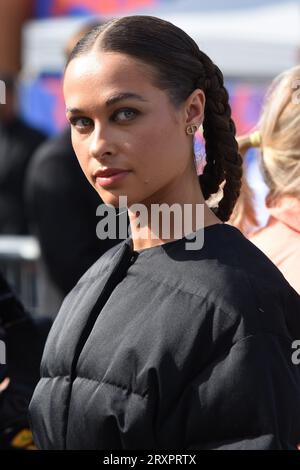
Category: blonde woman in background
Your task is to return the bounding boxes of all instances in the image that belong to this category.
[230,66,300,294]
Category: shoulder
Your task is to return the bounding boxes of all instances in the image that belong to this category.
[26,129,85,190]
[208,225,300,329]
[17,119,46,142]
[28,129,72,170]
[153,223,290,297]
[151,224,300,340]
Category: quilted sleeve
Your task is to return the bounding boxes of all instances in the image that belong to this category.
[157,333,300,450]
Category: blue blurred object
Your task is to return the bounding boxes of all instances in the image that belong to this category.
[64,7,92,16]
[19,74,66,136]
[35,0,51,18]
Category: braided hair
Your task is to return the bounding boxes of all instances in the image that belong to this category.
[66,16,243,222]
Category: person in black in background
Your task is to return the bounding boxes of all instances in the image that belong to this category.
[0,272,51,449]
[25,21,123,299]
[29,17,300,450]
[0,74,45,234]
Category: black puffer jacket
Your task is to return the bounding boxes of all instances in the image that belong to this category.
[29,224,300,450]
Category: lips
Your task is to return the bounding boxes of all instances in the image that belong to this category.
[93,167,131,188]
[93,168,130,178]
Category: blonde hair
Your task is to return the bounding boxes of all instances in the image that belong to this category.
[259,65,300,203]
[229,135,259,235]
[230,65,300,234]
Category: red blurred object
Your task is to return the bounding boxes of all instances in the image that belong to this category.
[53,0,157,16]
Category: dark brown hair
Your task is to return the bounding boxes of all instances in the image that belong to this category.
[66,15,243,221]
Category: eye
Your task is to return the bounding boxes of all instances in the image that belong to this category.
[69,117,93,131]
[112,108,140,122]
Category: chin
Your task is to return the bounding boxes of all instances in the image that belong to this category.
[98,191,129,209]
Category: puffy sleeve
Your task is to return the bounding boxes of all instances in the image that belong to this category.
[156,332,300,450]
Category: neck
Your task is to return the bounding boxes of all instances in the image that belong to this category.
[128,171,221,252]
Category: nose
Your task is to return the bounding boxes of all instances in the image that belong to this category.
[88,122,116,161]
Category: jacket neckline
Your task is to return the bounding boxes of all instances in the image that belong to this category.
[123,222,225,255]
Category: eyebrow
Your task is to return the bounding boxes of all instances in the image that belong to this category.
[66,92,148,114]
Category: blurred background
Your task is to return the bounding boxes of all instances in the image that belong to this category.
[0,0,299,317]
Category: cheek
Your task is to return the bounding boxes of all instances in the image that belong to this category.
[135,120,185,178]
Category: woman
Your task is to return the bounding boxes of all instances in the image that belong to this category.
[29,16,300,450]
[231,67,300,294]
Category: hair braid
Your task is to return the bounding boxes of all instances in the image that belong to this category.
[197,52,243,221]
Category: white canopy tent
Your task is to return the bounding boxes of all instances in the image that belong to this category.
[161,2,300,78]
[22,1,300,79]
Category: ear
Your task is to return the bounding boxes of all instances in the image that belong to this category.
[184,88,205,127]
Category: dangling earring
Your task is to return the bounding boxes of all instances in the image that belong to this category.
[186,124,198,135]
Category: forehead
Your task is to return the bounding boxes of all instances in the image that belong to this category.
[64,51,158,101]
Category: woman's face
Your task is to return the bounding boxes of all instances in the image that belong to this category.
[64,51,200,208]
